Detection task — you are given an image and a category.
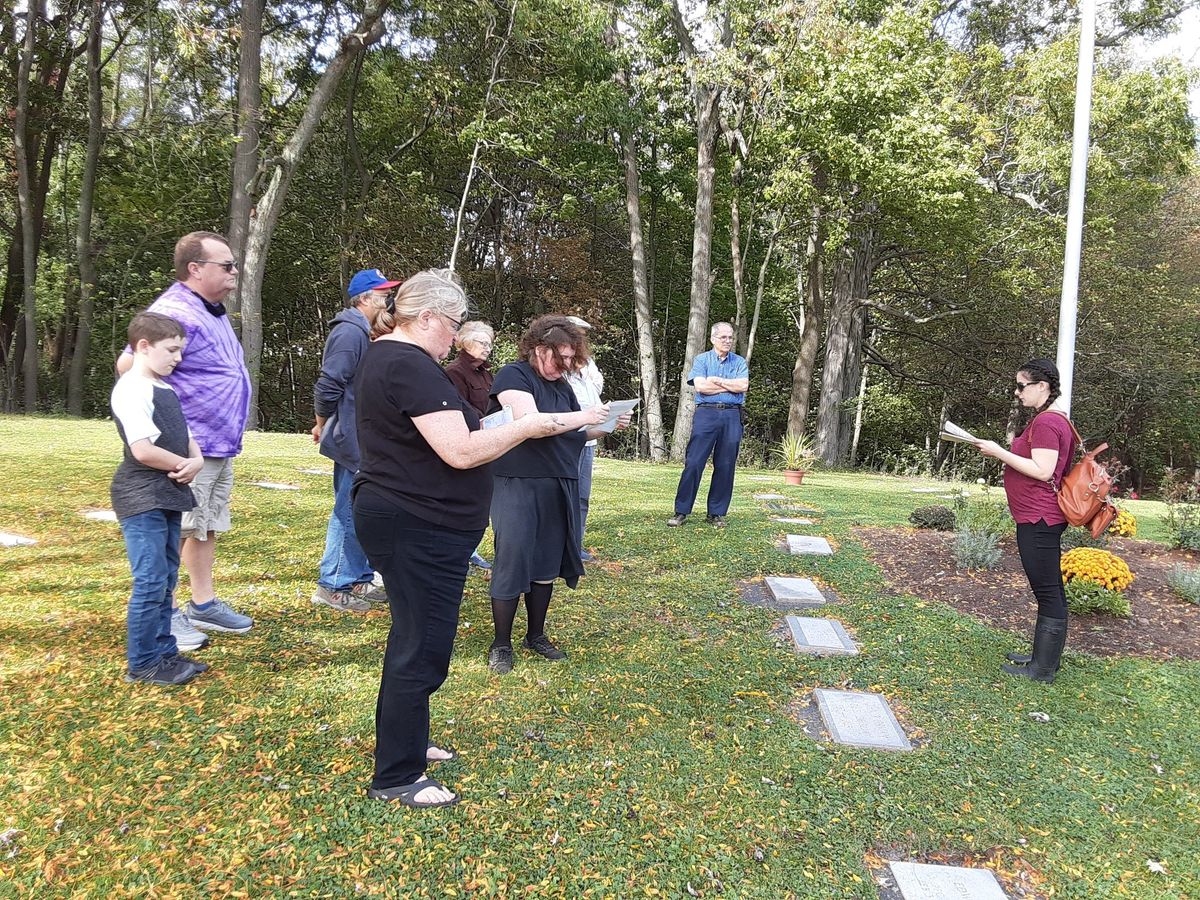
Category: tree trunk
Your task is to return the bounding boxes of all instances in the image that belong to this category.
[669,83,721,461]
[226,0,264,324]
[815,225,873,464]
[14,6,40,412]
[449,0,517,271]
[849,335,871,467]
[786,208,824,436]
[744,214,779,369]
[622,128,666,461]
[67,0,104,416]
[729,186,746,354]
[237,1,391,429]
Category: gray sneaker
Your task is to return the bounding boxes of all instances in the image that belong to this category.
[350,582,388,605]
[171,610,210,651]
[488,645,514,675]
[312,586,370,613]
[667,513,688,527]
[185,598,254,634]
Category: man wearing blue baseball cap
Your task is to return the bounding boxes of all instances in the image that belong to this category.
[310,268,401,612]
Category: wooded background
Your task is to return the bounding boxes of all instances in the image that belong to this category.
[3,0,1197,490]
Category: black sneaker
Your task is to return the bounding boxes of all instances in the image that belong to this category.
[523,634,567,661]
[667,514,689,527]
[488,644,514,674]
[165,652,209,674]
[706,515,727,528]
[125,654,201,686]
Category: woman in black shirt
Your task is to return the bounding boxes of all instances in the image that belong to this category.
[353,271,575,808]
[485,315,630,674]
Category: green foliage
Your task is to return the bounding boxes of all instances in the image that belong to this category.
[909,504,956,531]
[1064,578,1132,618]
[1061,526,1110,551]
[1161,468,1200,550]
[772,431,817,472]
[1166,565,1200,605]
[957,496,1014,540]
[953,527,1003,569]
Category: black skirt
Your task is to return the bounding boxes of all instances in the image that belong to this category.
[489,475,582,599]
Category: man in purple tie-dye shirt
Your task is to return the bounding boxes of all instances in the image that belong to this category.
[118,231,255,647]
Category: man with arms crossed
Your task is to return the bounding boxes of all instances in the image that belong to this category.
[117,231,254,646]
[667,322,749,528]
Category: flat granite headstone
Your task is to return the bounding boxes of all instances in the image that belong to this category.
[910,487,942,494]
[754,492,787,500]
[785,616,857,656]
[766,576,827,607]
[0,531,37,547]
[81,509,118,523]
[249,481,301,491]
[813,688,912,751]
[887,862,1008,900]
[297,467,333,476]
[786,534,833,556]
[772,516,815,525]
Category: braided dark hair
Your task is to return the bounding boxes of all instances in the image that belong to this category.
[1019,357,1061,413]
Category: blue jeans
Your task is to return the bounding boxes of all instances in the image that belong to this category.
[577,444,595,551]
[673,406,744,517]
[318,462,373,592]
[119,509,182,670]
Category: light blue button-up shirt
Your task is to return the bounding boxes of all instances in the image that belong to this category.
[688,350,749,406]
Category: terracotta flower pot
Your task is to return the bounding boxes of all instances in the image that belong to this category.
[783,469,806,486]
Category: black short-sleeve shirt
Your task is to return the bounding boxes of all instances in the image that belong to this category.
[488,361,586,478]
[354,340,492,529]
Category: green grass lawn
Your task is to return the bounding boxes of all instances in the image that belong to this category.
[1,416,1197,898]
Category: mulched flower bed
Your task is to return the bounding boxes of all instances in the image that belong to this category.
[854,526,1200,661]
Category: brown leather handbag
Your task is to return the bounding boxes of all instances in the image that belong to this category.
[1038,411,1116,537]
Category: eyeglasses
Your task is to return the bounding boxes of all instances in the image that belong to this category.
[1014,380,1042,393]
[195,259,238,273]
[440,313,464,333]
[713,334,734,342]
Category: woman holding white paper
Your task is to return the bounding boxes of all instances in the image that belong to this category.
[354,274,578,807]
[484,314,631,675]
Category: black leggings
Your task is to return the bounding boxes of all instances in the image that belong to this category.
[353,490,482,791]
[1015,519,1068,619]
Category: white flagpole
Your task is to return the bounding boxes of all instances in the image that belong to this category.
[1056,0,1098,416]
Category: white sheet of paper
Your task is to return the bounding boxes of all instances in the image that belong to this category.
[481,406,514,430]
[584,398,639,434]
[939,420,979,444]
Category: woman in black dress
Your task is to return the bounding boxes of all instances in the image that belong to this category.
[485,314,629,674]
[353,271,575,807]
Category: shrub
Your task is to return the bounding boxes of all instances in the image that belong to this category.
[1064,578,1132,617]
[1060,547,1135,592]
[954,527,1003,569]
[1166,565,1200,605]
[1161,468,1200,550]
[1111,509,1137,538]
[1061,526,1109,551]
[909,505,956,531]
[958,497,1013,539]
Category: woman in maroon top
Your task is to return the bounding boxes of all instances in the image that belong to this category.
[445,321,497,570]
[974,359,1077,683]
[445,321,495,416]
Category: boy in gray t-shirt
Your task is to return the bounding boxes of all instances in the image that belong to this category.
[111,312,206,685]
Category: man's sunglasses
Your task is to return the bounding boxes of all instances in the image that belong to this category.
[195,259,239,273]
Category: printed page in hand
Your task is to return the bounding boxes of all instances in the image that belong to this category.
[585,398,640,434]
[939,420,980,444]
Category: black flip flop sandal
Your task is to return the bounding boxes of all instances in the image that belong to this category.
[366,776,460,808]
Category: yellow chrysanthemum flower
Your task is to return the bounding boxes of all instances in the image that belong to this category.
[1061,547,1135,592]
[1112,509,1137,538]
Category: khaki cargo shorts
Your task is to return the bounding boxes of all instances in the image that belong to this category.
[181,456,235,540]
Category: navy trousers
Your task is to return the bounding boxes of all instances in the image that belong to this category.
[673,406,744,517]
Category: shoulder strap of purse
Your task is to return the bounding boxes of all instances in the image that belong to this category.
[1033,409,1085,451]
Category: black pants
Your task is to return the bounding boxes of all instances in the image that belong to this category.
[353,490,482,790]
[1015,519,1068,619]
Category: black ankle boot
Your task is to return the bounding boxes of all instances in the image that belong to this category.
[1002,615,1067,683]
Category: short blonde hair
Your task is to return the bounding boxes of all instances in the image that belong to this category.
[370,268,467,339]
[455,320,494,350]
